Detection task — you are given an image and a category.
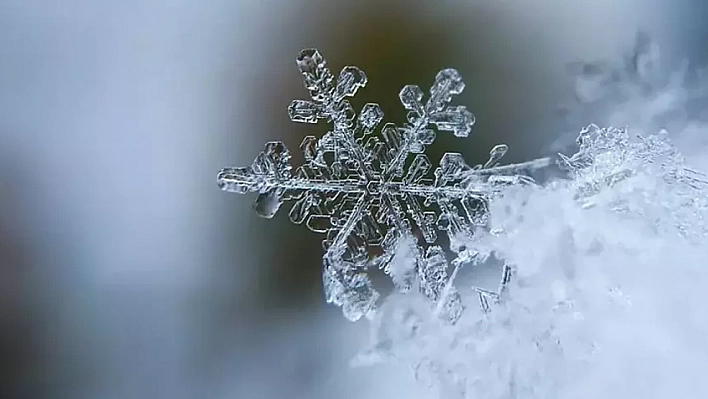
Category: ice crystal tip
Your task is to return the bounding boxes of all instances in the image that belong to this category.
[219,48,547,321]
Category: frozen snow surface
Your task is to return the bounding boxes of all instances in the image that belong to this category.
[356,122,708,398]
[355,37,708,398]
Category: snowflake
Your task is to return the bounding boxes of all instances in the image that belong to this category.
[218,49,550,322]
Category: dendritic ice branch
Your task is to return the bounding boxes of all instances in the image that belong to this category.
[218,49,551,322]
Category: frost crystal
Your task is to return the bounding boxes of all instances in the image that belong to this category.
[559,124,708,240]
[218,49,550,321]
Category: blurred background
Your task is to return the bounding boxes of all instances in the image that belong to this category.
[0,1,706,398]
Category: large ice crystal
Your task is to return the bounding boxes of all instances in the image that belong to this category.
[218,49,550,321]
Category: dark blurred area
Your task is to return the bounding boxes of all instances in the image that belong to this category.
[0,1,706,398]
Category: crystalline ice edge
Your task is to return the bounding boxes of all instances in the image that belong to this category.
[218,49,551,321]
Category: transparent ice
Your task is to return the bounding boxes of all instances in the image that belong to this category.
[218,49,551,322]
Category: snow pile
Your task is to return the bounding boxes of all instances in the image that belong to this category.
[357,122,708,398]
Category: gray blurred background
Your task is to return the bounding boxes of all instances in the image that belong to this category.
[0,1,706,398]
